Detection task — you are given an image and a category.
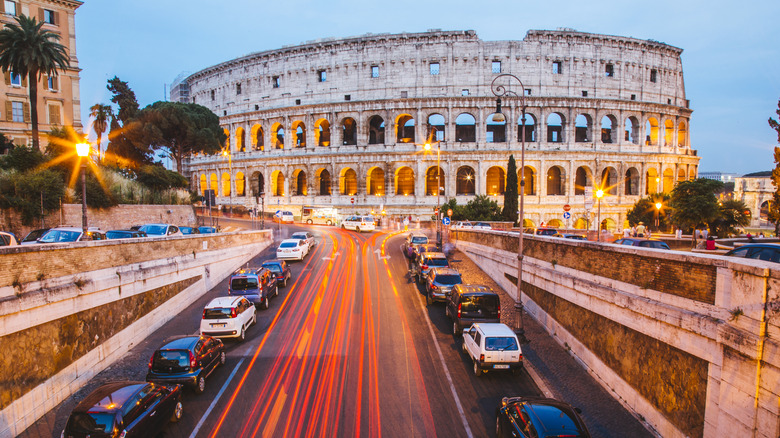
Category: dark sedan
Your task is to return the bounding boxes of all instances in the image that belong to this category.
[146,335,225,394]
[62,381,182,438]
[496,396,591,438]
[613,238,670,250]
[724,243,780,263]
[262,260,292,287]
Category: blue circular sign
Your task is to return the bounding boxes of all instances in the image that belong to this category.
[442,217,451,225]
[563,211,571,219]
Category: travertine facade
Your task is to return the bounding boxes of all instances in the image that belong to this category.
[733,171,773,228]
[180,29,699,228]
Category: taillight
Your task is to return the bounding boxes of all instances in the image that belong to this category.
[479,354,484,362]
[497,301,501,319]
[189,351,197,368]
[202,309,207,318]
[457,302,461,318]
[519,354,523,362]
[148,355,154,370]
[422,264,428,270]
[431,284,438,290]
[230,307,237,318]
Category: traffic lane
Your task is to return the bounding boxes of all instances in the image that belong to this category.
[385,233,540,437]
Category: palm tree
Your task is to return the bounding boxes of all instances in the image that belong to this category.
[0,15,69,150]
[90,104,113,161]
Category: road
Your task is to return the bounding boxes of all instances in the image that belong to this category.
[22,224,539,438]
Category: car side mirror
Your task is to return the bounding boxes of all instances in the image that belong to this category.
[574,407,582,414]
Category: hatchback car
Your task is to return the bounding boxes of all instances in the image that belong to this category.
[279,211,294,223]
[198,226,217,234]
[451,221,474,230]
[0,231,18,246]
[262,259,292,287]
[446,285,501,335]
[411,251,449,284]
[290,231,316,250]
[106,229,148,239]
[37,226,105,243]
[404,233,429,258]
[724,243,780,263]
[425,267,463,304]
[462,323,522,376]
[495,396,591,438]
[62,381,182,438]
[179,226,200,235]
[472,222,492,230]
[139,223,182,237]
[200,296,256,341]
[146,335,226,394]
[276,238,309,260]
[553,233,588,241]
[613,238,670,250]
[341,215,376,232]
[228,267,278,309]
[534,227,558,236]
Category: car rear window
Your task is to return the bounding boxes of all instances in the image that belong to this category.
[411,236,428,244]
[280,241,297,248]
[39,230,81,243]
[140,225,167,235]
[528,404,582,435]
[435,274,461,285]
[263,264,281,273]
[152,350,189,371]
[427,258,449,267]
[67,412,115,434]
[485,336,518,351]
[461,295,499,313]
[231,277,259,290]
[203,308,232,319]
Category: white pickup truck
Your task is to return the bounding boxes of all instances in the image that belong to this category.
[461,323,523,376]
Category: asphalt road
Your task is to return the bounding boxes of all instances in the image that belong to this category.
[21,224,540,438]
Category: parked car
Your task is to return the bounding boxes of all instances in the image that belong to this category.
[200,296,256,341]
[290,231,316,250]
[179,226,200,235]
[37,226,105,243]
[20,228,49,245]
[724,243,780,263]
[446,285,501,335]
[461,323,523,376]
[403,233,429,258]
[451,221,474,230]
[274,210,294,223]
[553,233,588,241]
[472,222,492,230]
[262,259,292,287]
[106,229,148,239]
[425,267,463,304]
[139,223,183,237]
[62,381,182,438]
[534,227,558,236]
[198,226,217,234]
[146,335,226,394]
[0,231,18,246]
[411,251,449,284]
[613,238,670,250]
[228,267,278,310]
[276,238,309,261]
[495,396,591,438]
[341,215,376,232]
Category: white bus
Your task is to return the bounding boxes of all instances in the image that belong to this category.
[301,206,339,225]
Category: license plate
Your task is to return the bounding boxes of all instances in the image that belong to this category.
[211,323,226,328]
[493,364,510,369]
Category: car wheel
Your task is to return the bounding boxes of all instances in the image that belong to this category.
[307,219,313,224]
[282,276,288,287]
[195,375,206,394]
[171,400,183,423]
[473,360,482,377]
[453,321,460,336]
[219,351,226,366]
[356,226,361,233]
[326,220,332,226]
[252,313,257,325]
[261,297,269,310]
[239,328,246,342]
[462,342,467,353]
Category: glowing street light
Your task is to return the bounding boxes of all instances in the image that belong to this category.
[596,189,604,241]
[655,202,662,232]
[76,142,90,236]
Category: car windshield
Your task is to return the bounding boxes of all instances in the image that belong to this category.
[411,236,428,244]
[291,234,307,240]
[39,230,80,243]
[280,242,297,248]
[67,412,115,434]
[427,258,449,267]
[485,336,519,351]
[203,308,232,319]
[139,225,166,235]
[231,277,259,290]
[263,264,282,273]
[435,274,461,285]
[152,350,189,370]
[22,229,47,242]
[461,296,498,313]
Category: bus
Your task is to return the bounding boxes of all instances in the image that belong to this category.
[301,206,339,225]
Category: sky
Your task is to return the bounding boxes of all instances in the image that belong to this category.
[75,0,780,175]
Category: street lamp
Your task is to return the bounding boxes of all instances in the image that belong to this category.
[221,148,233,216]
[491,73,528,339]
[655,202,662,232]
[424,131,443,250]
[76,142,90,236]
[596,189,604,241]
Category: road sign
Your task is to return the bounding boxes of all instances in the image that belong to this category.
[563,211,571,219]
[275,210,282,218]
[350,197,355,204]
[442,217,451,226]
[563,204,571,212]
[447,209,453,217]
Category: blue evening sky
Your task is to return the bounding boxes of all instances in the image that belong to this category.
[75,0,780,175]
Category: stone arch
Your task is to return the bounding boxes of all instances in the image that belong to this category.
[547,219,564,228]
[209,173,218,193]
[271,122,284,149]
[575,114,593,142]
[367,167,385,196]
[645,117,659,146]
[199,174,207,195]
[520,166,536,195]
[646,168,659,194]
[486,113,506,143]
[547,166,564,195]
[601,115,618,144]
[428,113,445,142]
[271,170,285,196]
[601,217,616,232]
[573,217,589,230]
[290,169,307,196]
[689,167,696,180]
[223,128,230,150]
[340,168,357,196]
[395,166,415,196]
[663,168,675,193]
[455,113,476,142]
[522,218,536,228]
[236,171,245,196]
[518,113,536,142]
[574,166,592,195]
[456,166,476,195]
[625,167,640,196]
[761,201,769,221]
[315,168,331,195]
[235,127,246,152]
[292,121,306,148]
[664,119,674,146]
[677,168,686,183]
[315,119,331,147]
[341,117,357,145]
[426,166,445,196]
[368,115,385,145]
[221,172,231,196]
[395,114,415,143]
[547,113,565,143]
[625,116,639,144]
[486,166,505,196]
[251,124,264,151]
[251,171,265,195]
[601,167,618,195]
[678,120,688,147]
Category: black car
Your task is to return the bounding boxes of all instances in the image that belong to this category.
[105,229,148,239]
[198,226,217,234]
[724,243,780,263]
[63,381,182,438]
[146,335,225,394]
[446,285,501,335]
[228,267,279,309]
[425,267,462,304]
[496,396,591,438]
[262,259,292,287]
[20,228,49,245]
[613,238,670,250]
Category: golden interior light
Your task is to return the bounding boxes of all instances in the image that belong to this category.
[596,189,604,198]
[76,143,90,157]
[655,202,662,210]
[424,143,431,151]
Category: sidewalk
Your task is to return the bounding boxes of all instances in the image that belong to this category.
[447,246,654,438]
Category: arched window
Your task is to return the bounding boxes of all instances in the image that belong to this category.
[677,168,686,183]
[455,113,476,142]
[645,118,659,146]
[315,119,331,147]
[272,171,285,196]
[678,120,688,147]
[209,173,218,194]
[428,114,445,142]
[317,169,331,195]
[368,168,385,196]
[199,174,207,195]
[601,115,617,143]
[574,166,590,195]
[221,172,231,196]
[601,167,617,195]
[547,113,564,143]
[292,121,306,148]
[547,167,563,195]
[517,114,536,142]
[664,119,674,146]
[251,124,264,151]
[426,166,445,196]
[395,114,415,143]
[340,168,357,195]
[486,114,506,143]
[521,166,536,195]
[575,114,592,142]
[272,123,285,149]
[236,172,245,196]
[291,170,307,196]
[624,117,639,144]
[760,201,769,221]
[624,168,639,196]
[342,117,357,145]
[646,168,659,194]
[689,167,696,180]
[368,116,385,145]
[456,166,476,195]
[236,127,245,152]
[396,166,415,195]
[663,168,674,193]
[255,172,265,195]
[486,166,505,196]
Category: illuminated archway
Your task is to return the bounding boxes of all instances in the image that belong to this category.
[221,172,231,196]
[395,166,415,195]
[235,172,245,196]
[426,166,445,196]
[368,167,385,196]
[340,168,357,195]
[456,166,475,195]
[486,166,505,196]
[315,119,330,147]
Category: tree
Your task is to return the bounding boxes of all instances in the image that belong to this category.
[107,76,139,123]
[136,164,188,191]
[89,103,113,161]
[104,77,152,171]
[129,101,226,174]
[711,199,751,237]
[626,193,671,231]
[669,178,724,244]
[768,100,780,235]
[0,144,46,172]
[0,133,13,155]
[0,15,69,150]
[0,168,64,225]
[502,155,518,224]
[461,195,502,221]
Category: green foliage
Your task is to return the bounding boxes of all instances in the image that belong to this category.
[503,155,518,223]
[107,76,139,123]
[769,99,780,234]
[711,198,751,237]
[669,178,724,233]
[460,195,503,221]
[105,78,152,171]
[89,103,113,158]
[136,165,188,191]
[0,169,65,225]
[626,193,671,230]
[81,173,117,209]
[440,198,464,220]
[0,133,13,154]
[0,145,46,172]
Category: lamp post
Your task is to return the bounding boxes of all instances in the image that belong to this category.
[221,149,233,216]
[75,142,90,236]
[424,132,442,250]
[596,189,604,241]
[655,202,662,232]
[491,73,527,339]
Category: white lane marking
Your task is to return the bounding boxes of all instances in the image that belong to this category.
[415,285,474,437]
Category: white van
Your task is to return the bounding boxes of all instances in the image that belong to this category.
[340,216,376,232]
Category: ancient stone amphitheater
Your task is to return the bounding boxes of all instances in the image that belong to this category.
[180,28,699,229]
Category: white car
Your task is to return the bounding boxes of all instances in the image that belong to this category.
[200,296,256,341]
[279,211,294,223]
[451,221,473,230]
[341,215,376,232]
[36,226,106,243]
[290,231,316,250]
[276,238,309,260]
[461,323,523,376]
[138,223,183,237]
[472,222,492,230]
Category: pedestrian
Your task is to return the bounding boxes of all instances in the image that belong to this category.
[695,228,701,240]
[631,225,637,237]
[747,233,754,243]
[702,228,708,240]
[676,228,683,239]
[636,222,646,237]
[706,236,716,250]
[623,227,631,238]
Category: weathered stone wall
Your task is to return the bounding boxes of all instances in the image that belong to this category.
[452,229,780,438]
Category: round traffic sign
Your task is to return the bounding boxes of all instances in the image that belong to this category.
[563,211,571,219]
[350,197,355,204]
[442,217,451,226]
[563,204,571,212]
[275,210,282,217]
[447,209,453,217]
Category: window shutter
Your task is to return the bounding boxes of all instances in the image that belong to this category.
[53,11,59,25]
[48,104,60,125]
[22,102,30,122]
[5,102,12,122]
[3,72,9,85]
[21,75,27,87]
[0,2,5,14]
[38,7,44,21]
[51,76,58,91]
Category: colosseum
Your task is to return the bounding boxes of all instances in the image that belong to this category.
[178,28,699,230]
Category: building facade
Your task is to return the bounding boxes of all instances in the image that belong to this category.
[733,171,773,229]
[0,0,82,148]
[180,29,700,229]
